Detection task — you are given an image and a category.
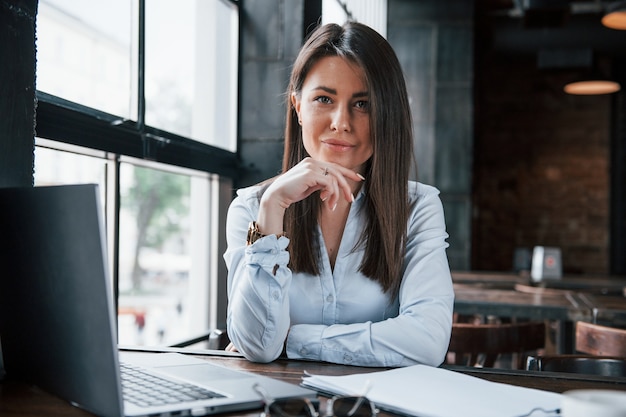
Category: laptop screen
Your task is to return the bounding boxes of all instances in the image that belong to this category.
[0,184,124,416]
[0,184,319,417]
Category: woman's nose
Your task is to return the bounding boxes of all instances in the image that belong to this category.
[330,106,351,132]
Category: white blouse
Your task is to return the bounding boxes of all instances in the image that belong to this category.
[223,181,454,367]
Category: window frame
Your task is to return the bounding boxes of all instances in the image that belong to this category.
[34,0,240,339]
[36,92,240,178]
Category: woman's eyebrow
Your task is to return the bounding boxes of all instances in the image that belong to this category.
[312,85,336,95]
[312,86,369,98]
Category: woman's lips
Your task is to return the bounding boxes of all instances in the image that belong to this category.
[322,139,354,152]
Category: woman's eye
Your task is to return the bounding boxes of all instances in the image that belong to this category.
[355,100,369,110]
[315,96,332,104]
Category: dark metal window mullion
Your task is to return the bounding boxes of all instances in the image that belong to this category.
[112,156,122,338]
[113,0,147,326]
[138,0,146,134]
[138,0,153,160]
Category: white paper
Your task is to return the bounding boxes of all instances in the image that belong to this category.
[301,365,562,417]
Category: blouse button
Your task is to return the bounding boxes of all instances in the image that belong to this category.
[299,347,308,356]
[326,295,334,303]
[271,291,280,300]
[343,354,353,363]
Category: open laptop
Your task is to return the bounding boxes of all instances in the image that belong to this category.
[0,184,316,417]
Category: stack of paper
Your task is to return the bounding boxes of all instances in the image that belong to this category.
[301,365,562,417]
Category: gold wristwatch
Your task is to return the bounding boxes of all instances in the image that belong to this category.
[246,221,286,245]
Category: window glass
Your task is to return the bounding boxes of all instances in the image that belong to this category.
[34,141,214,347]
[117,161,212,346]
[37,0,238,151]
[145,0,238,151]
[34,142,108,188]
[322,0,387,37]
[34,140,115,276]
[36,0,136,119]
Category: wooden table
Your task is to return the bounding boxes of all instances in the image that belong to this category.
[452,270,626,295]
[577,292,626,325]
[452,271,528,288]
[452,271,626,353]
[452,271,626,323]
[453,283,591,353]
[1,349,626,417]
[453,284,592,322]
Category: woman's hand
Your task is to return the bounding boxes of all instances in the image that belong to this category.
[256,158,364,235]
[225,342,239,352]
[270,157,362,210]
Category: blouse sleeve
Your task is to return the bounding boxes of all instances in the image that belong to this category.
[285,185,454,367]
[222,190,292,363]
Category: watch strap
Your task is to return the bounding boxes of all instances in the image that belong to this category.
[246,221,286,246]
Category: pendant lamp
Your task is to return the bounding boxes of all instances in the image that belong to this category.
[563,60,621,96]
[564,79,621,95]
[602,1,626,30]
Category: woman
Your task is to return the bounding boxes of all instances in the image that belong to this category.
[223,21,454,367]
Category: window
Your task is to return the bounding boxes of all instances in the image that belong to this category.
[322,0,387,38]
[37,0,134,118]
[34,0,238,347]
[116,161,216,346]
[145,1,238,151]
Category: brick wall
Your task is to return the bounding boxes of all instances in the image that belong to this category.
[473,54,611,274]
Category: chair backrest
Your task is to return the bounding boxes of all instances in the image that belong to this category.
[525,322,626,377]
[447,321,546,368]
[576,321,626,357]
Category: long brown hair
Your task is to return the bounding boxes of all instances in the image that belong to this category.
[280,22,414,298]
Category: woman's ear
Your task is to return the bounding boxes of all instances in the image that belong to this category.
[291,92,301,122]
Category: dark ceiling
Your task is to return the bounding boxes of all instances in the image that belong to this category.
[477,0,626,61]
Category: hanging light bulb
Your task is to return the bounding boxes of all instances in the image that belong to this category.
[602,1,626,30]
[563,57,622,95]
[564,79,621,95]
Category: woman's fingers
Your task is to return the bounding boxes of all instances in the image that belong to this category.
[318,163,360,209]
[322,171,340,211]
[266,158,363,210]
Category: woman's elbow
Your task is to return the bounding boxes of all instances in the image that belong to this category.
[240,345,282,363]
[229,331,284,363]
[409,324,452,367]
[422,344,448,367]
[426,324,452,366]
[405,341,448,367]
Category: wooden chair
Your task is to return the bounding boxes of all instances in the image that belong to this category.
[446,321,546,369]
[526,321,626,377]
[576,321,626,356]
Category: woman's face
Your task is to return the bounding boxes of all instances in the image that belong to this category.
[292,56,373,173]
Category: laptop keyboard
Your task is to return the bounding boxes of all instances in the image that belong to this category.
[120,362,226,408]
